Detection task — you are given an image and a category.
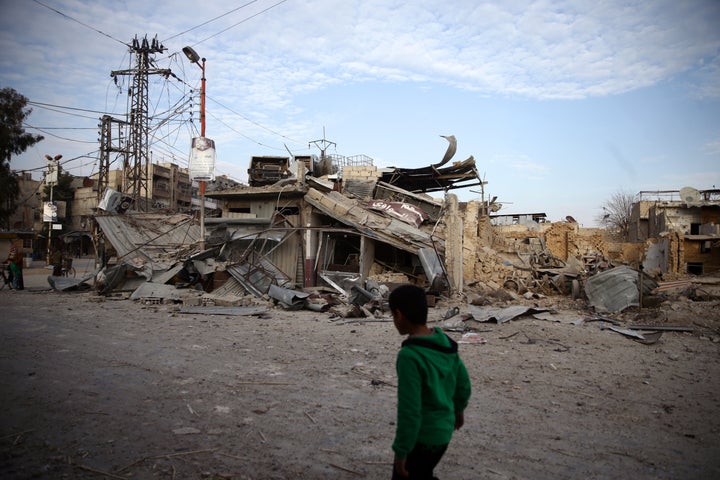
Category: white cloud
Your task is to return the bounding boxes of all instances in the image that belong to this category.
[704,138,720,157]
[2,0,719,189]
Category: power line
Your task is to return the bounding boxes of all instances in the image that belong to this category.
[17,126,96,131]
[207,95,304,145]
[31,0,128,47]
[29,101,125,117]
[194,0,290,46]
[163,1,260,43]
[23,124,97,144]
[205,110,284,151]
[13,151,99,174]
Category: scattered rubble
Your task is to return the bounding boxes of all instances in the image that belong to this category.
[39,136,717,347]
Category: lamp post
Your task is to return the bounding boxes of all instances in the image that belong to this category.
[44,154,62,265]
[183,46,208,251]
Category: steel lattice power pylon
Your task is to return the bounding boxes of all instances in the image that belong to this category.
[110,35,170,211]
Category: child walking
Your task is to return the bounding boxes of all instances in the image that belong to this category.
[389,284,471,479]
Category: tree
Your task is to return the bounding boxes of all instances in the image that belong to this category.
[0,87,44,229]
[596,189,636,239]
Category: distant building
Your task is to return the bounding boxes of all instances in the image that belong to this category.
[6,172,42,232]
[629,188,720,275]
[490,212,548,226]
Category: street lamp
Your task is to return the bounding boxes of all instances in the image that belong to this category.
[183,46,205,137]
[44,154,62,265]
[184,45,212,251]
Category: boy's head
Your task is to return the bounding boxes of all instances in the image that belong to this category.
[388,284,428,325]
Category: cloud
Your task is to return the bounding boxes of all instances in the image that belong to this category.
[230,0,720,101]
[2,0,719,186]
[704,138,720,157]
[5,0,720,111]
[491,153,549,180]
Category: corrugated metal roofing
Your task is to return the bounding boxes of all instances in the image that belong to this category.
[584,266,658,313]
[95,213,201,272]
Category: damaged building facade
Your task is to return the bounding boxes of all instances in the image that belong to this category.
[199,135,484,297]
[84,136,504,300]
[78,136,718,307]
[630,188,720,276]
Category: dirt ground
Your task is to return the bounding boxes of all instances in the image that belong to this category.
[1,281,720,479]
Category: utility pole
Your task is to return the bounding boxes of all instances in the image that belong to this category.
[184,46,206,250]
[97,115,129,204]
[44,154,61,265]
[110,35,170,211]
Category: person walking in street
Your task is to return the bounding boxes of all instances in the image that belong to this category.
[389,284,471,479]
[7,243,23,290]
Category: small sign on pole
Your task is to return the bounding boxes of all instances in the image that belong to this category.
[46,159,59,185]
[189,137,216,181]
[43,202,58,222]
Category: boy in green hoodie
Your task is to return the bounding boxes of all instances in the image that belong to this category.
[389,284,471,479]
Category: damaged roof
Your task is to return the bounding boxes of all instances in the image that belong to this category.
[303,187,444,255]
[378,135,484,193]
[94,212,201,273]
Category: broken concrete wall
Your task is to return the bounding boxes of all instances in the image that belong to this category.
[643,237,666,274]
[662,231,684,277]
[492,222,612,263]
[342,165,380,199]
[649,204,702,237]
[543,222,576,261]
[620,242,645,266]
[629,200,653,242]
[461,201,480,284]
[444,194,463,293]
[543,223,611,261]
[684,237,720,274]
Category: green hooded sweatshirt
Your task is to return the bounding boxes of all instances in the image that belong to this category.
[392,327,471,457]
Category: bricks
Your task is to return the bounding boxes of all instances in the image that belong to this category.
[342,166,379,180]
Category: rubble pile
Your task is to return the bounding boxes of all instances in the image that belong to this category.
[41,135,718,328]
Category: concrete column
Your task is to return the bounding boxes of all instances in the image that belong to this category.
[444,193,463,294]
[462,201,480,283]
[303,205,319,287]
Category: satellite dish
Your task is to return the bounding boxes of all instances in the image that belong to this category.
[679,186,701,205]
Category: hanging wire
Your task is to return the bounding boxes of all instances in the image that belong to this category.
[163,1,260,43]
[31,0,129,46]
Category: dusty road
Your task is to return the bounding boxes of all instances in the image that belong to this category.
[1,286,719,479]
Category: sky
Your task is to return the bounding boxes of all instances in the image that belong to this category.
[1,0,719,227]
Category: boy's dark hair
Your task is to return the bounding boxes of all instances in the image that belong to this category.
[388,284,428,325]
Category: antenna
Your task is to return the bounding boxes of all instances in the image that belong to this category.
[309,127,336,177]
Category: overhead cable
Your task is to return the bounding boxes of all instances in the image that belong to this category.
[193,0,289,47]
[31,0,128,46]
[163,1,260,42]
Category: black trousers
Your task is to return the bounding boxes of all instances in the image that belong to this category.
[391,443,448,480]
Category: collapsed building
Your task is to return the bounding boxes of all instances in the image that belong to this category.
[88,136,486,302]
[62,136,718,315]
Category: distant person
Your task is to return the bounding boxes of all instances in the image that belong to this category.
[7,243,23,290]
[8,258,21,290]
[388,284,471,479]
[52,249,63,276]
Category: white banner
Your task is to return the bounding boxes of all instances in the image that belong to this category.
[189,137,216,181]
[43,202,57,222]
[46,160,59,185]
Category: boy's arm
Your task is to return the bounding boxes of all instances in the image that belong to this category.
[454,411,464,430]
[394,456,409,478]
[453,358,471,415]
[392,353,422,459]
